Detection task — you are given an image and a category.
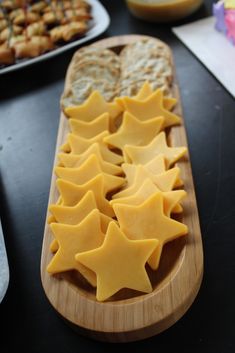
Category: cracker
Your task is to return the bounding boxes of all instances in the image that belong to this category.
[119,39,173,95]
[73,46,120,67]
[120,38,171,65]
[61,78,117,109]
[62,38,173,108]
[70,60,120,85]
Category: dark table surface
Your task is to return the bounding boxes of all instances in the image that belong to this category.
[0,0,235,352]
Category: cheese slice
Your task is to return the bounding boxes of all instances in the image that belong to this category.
[50,216,116,254]
[113,164,180,199]
[116,81,177,112]
[144,154,183,187]
[111,178,186,217]
[122,163,181,191]
[49,191,115,253]
[124,131,187,168]
[69,112,110,138]
[113,193,188,270]
[104,112,164,151]
[61,131,123,165]
[65,90,122,122]
[75,221,158,301]
[120,88,181,128]
[56,174,115,217]
[55,154,125,194]
[58,144,122,176]
[47,209,105,287]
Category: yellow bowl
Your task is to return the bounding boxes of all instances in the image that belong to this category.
[126,0,203,22]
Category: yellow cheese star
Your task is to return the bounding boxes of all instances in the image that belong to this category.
[124,131,187,168]
[144,153,167,174]
[121,88,181,128]
[113,193,188,270]
[75,221,158,301]
[123,163,181,191]
[61,131,123,165]
[58,144,122,176]
[113,164,180,199]
[55,154,125,194]
[49,191,114,253]
[135,82,177,111]
[111,178,186,217]
[122,154,166,185]
[144,154,183,187]
[56,174,115,217]
[103,112,164,151]
[47,209,105,287]
[116,82,177,111]
[69,112,110,138]
[135,81,153,100]
[49,190,97,252]
[64,90,122,122]
[50,190,96,224]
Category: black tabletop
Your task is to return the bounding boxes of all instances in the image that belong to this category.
[0,1,235,352]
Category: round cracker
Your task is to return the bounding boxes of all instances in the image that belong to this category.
[70,60,120,85]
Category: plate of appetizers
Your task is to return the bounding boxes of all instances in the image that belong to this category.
[0,0,110,74]
[41,35,203,342]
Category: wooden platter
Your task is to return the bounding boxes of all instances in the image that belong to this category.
[40,35,203,342]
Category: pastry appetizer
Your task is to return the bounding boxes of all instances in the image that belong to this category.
[0,42,14,64]
[0,0,92,67]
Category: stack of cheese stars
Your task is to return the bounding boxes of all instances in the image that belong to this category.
[47,81,188,302]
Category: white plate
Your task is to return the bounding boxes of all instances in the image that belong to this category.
[0,217,9,303]
[0,0,110,75]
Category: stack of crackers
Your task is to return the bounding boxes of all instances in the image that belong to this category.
[61,38,173,110]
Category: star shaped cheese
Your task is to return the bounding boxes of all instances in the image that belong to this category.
[58,144,122,176]
[144,154,183,187]
[49,191,115,253]
[124,131,187,168]
[120,88,181,128]
[135,82,177,111]
[111,178,186,217]
[57,174,115,217]
[75,221,158,301]
[60,131,123,165]
[113,164,180,199]
[122,154,166,185]
[55,154,125,194]
[69,112,110,138]
[135,81,153,100]
[49,190,97,253]
[47,209,105,287]
[103,112,164,151]
[64,91,122,122]
[123,163,181,191]
[50,190,96,224]
[116,82,177,112]
[113,193,188,270]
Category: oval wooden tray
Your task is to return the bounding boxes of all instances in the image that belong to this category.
[40,35,203,342]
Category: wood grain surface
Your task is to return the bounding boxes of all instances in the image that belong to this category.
[40,35,203,342]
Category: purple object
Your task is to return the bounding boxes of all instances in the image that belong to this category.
[225,10,235,44]
[213,1,227,34]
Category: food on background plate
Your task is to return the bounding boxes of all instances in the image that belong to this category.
[0,0,92,66]
[46,38,188,302]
